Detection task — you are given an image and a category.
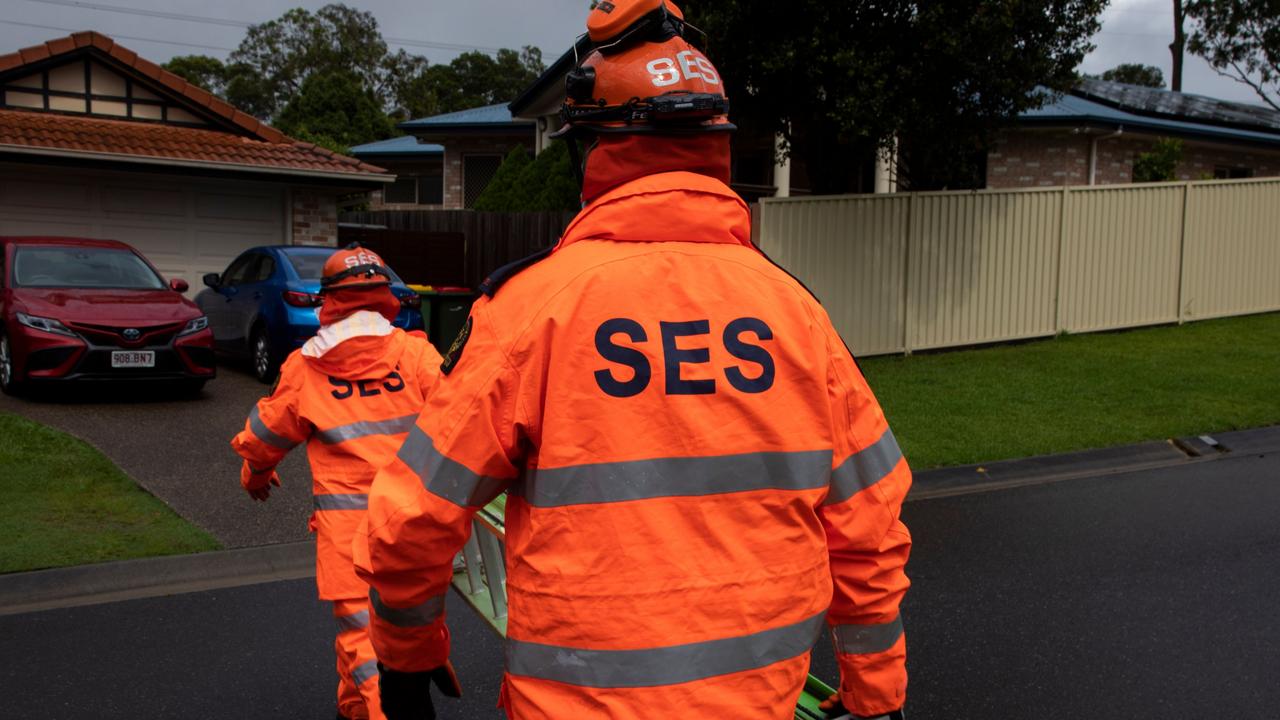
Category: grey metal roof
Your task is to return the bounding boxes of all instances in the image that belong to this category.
[349,135,443,156]
[1076,78,1280,133]
[1020,90,1280,146]
[400,103,532,129]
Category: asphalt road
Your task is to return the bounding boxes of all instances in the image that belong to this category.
[0,364,315,547]
[5,449,1278,718]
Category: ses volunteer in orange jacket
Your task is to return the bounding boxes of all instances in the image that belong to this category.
[231,246,443,720]
[356,2,911,719]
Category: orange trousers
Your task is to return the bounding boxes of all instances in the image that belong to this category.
[333,598,384,720]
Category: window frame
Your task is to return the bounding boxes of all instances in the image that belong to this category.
[384,176,420,205]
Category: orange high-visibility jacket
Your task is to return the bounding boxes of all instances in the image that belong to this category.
[355,172,911,719]
[233,324,442,599]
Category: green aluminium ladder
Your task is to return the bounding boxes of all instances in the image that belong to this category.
[451,494,847,720]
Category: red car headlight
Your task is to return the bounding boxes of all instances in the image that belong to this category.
[16,312,78,337]
[178,316,209,336]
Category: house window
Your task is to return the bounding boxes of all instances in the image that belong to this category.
[419,173,444,205]
[463,154,503,208]
[0,59,207,126]
[385,177,418,204]
[1213,166,1254,179]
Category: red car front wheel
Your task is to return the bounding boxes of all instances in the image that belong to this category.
[0,332,24,396]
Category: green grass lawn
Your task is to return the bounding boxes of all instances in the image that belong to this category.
[0,412,220,574]
[861,312,1280,469]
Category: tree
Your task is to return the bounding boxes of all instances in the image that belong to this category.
[163,55,229,95]
[473,146,533,211]
[1101,63,1167,87]
[473,143,580,211]
[683,0,1108,192]
[1132,138,1184,182]
[274,70,395,153]
[401,47,546,119]
[227,3,427,119]
[1187,0,1280,111]
[1171,0,1187,91]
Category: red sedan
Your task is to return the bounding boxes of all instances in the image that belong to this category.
[0,237,215,395]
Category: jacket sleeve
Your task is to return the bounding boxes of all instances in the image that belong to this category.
[229,353,312,477]
[354,301,523,672]
[819,326,912,718]
[409,333,444,393]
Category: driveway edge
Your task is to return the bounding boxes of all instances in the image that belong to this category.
[0,540,314,616]
[911,425,1280,500]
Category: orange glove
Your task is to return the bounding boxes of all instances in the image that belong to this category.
[240,462,280,502]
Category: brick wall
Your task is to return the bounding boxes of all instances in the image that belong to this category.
[988,129,1280,188]
[1174,143,1280,180]
[987,130,1090,188]
[291,189,338,246]
[443,137,531,209]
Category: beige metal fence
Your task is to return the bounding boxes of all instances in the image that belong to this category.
[757,178,1280,356]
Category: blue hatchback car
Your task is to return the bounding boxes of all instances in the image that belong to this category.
[195,246,424,383]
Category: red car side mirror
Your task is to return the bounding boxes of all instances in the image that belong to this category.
[170,278,190,293]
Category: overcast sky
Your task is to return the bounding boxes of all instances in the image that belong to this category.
[0,0,1266,108]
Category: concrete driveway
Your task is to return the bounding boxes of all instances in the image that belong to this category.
[0,366,316,547]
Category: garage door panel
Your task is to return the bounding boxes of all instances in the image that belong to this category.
[0,216,96,237]
[103,186,186,217]
[196,192,278,223]
[3,167,286,296]
[194,229,278,276]
[0,179,92,210]
[102,223,191,269]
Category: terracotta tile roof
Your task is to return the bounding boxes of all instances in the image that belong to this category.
[0,109,389,177]
[0,31,389,179]
[0,31,290,142]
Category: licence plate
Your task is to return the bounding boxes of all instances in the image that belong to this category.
[111,351,155,368]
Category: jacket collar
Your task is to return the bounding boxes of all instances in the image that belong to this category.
[557,171,753,250]
[302,310,393,359]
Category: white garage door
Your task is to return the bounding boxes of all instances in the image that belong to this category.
[0,164,286,296]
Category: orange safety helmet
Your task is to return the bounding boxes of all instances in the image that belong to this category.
[319,244,392,292]
[555,0,733,138]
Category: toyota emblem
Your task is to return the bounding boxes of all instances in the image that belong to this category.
[123,328,141,341]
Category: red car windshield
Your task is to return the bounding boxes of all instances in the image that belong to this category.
[12,246,165,290]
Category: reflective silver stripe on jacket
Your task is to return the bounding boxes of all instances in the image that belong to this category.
[314,494,369,511]
[335,609,370,633]
[316,414,418,444]
[505,610,826,689]
[351,659,379,687]
[397,426,510,508]
[248,406,298,450]
[831,615,904,655]
[369,587,446,628]
[516,449,833,508]
[825,428,904,506]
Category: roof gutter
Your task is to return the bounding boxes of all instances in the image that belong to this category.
[0,144,396,184]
